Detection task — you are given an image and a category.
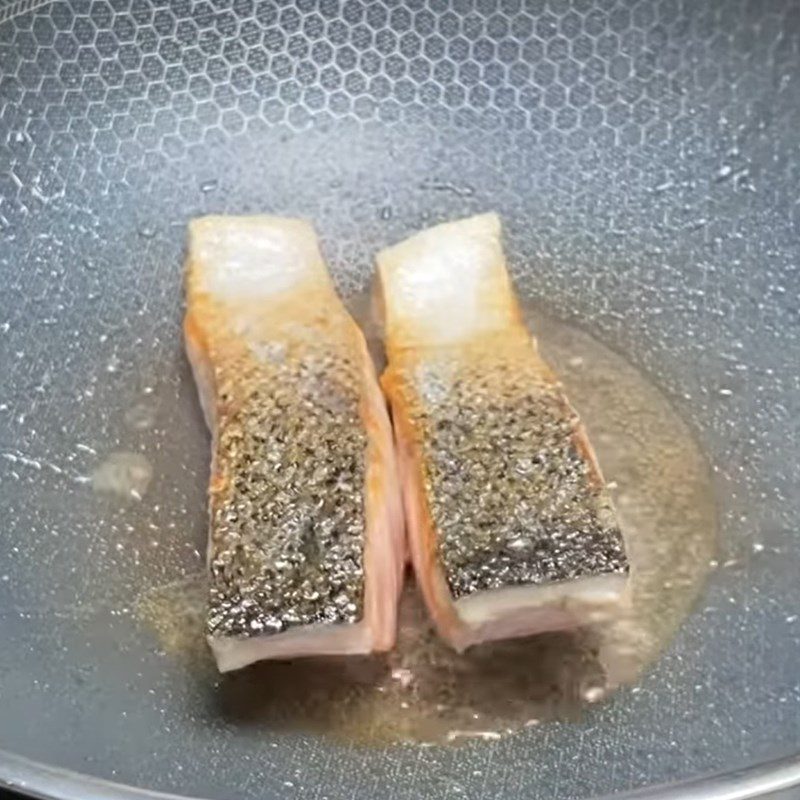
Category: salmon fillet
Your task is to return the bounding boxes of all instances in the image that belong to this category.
[184,215,404,672]
[377,213,629,652]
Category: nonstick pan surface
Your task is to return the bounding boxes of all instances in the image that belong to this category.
[0,0,799,798]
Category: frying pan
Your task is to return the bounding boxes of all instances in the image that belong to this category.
[1,0,799,798]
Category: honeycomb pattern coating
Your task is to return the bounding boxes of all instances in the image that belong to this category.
[0,1,799,799]
[0,0,796,209]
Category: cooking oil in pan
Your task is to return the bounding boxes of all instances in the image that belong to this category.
[137,297,716,745]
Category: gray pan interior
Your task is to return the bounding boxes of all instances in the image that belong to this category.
[1,0,799,798]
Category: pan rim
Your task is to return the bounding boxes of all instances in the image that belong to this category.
[1,748,799,800]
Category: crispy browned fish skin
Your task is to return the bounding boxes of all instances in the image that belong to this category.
[185,215,404,672]
[377,213,629,652]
